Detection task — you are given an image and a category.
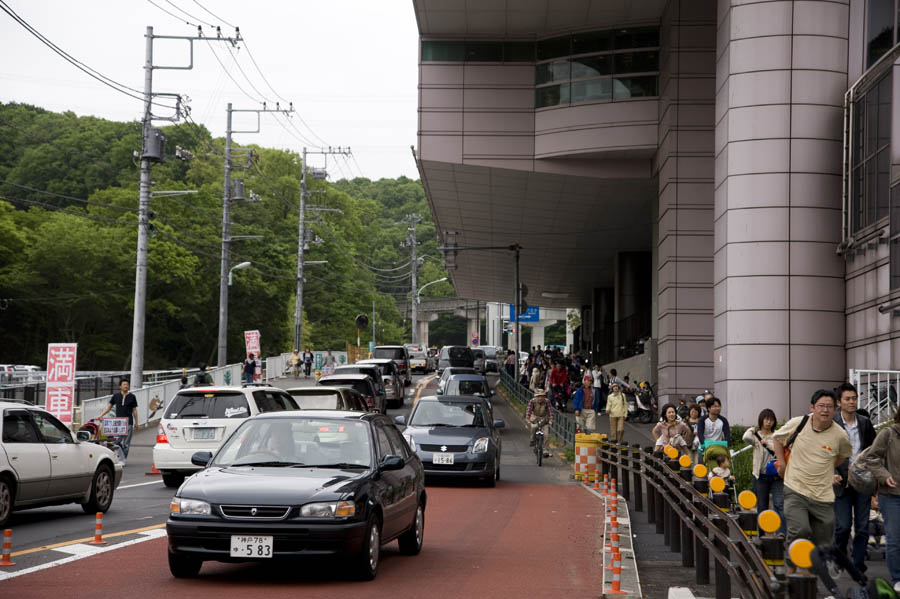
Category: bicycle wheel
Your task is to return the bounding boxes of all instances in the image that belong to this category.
[536,435,543,467]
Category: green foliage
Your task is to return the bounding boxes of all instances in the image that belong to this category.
[729,424,752,493]
[0,103,452,369]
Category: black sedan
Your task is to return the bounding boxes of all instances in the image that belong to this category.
[166,411,426,580]
[394,395,503,486]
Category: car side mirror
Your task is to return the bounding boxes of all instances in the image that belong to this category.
[394,415,406,426]
[75,430,92,442]
[379,455,404,471]
[435,388,443,395]
[493,419,505,429]
[191,451,213,467]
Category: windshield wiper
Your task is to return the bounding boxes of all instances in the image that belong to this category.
[309,463,370,469]
[414,422,453,427]
[231,461,305,467]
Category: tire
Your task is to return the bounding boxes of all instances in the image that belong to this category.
[162,472,185,488]
[81,465,114,514]
[168,550,202,578]
[536,437,543,467]
[484,463,497,488]
[397,503,424,555]
[0,476,13,528]
[495,459,501,481]
[353,515,381,580]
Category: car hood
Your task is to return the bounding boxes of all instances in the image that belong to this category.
[179,465,367,504]
[404,425,489,445]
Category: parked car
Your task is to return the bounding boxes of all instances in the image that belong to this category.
[372,345,411,387]
[153,386,299,488]
[481,346,500,373]
[0,400,124,526]
[332,365,387,411]
[441,374,496,414]
[394,395,503,486]
[437,367,476,394]
[285,386,368,412]
[318,374,384,414]
[409,350,433,374]
[166,410,426,580]
[472,348,486,375]
[357,358,404,409]
[437,345,475,373]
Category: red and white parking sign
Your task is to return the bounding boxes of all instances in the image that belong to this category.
[46,342,78,424]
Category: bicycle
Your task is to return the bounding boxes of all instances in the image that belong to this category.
[532,418,549,467]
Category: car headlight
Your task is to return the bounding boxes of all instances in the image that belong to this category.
[472,437,489,454]
[402,433,416,452]
[170,497,211,515]
[300,500,356,518]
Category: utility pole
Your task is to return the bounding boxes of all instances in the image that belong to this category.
[294,146,351,350]
[130,26,239,389]
[217,102,292,366]
[514,246,521,385]
[406,214,422,346]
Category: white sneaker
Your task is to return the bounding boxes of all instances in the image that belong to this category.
[893,581,900,594]
[826,560,842,580]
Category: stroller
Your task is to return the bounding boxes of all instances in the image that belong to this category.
[809,544,897,599]
[77,419,126,463]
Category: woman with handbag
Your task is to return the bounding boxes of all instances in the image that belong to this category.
[743,408,785,534]
[652,403,693,455]
[867,407,900,593]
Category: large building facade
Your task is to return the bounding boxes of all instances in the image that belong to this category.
[412,0,900,424]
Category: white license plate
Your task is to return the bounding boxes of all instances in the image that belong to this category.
[432,453,454,465]
[230,535,273,558]
[193,428,216,440]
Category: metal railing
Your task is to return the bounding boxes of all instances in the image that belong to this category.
[849,368,900,426]
[592,440,817,599]
[497,369,578,448]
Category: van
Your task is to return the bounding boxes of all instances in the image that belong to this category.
[437,345,475,373]
[372,345,411,387]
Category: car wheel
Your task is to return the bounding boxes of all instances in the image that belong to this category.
[404,379,411,387]
[397,502,424,555]
[162,472,185,488]
[81,465,114,514]
[495,459,501,481]
[0,476,13,527]
[354,515,381,580]
[168,550,202,578]
[484,464,497,488]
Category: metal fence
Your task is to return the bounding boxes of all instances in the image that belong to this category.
[849,368,900,426]
[497,369,578,448]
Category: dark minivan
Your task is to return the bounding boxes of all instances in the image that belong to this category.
[437,345,475,373]
[372,345,411,387]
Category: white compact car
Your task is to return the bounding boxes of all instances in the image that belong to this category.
[152,386,299,488]
[0,400,124,527]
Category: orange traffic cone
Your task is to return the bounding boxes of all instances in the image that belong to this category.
[89,512,108,546]
[608,551,626,594]
[146,463,161,476]
[0,529,15,566]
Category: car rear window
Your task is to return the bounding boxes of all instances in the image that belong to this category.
[483,347,498,359]
[373,347,405,360]
[334,366,380,380]
[290,392,340,410]
[447,379,489,396]
[166,392,251,419]
[323,379,371,397]
[410,352,426,359]
[252,391,300,413]
[442,347,473,360]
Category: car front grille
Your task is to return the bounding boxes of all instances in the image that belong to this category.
[426,462,486,472]
[219,505,291,519]
[420,444,468,453]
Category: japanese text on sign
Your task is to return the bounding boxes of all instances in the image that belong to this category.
[102,417,129,436]
[46,342,78,425]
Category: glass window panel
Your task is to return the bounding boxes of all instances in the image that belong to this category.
[853,166,865,232]
[866,89,878,157]
[612,76,658,100]
[572,30,611,54]
[536,60,571,84]
[878,149,890,221]
[853,102,865,165]
[614,27,660,50]
[892,237,900,289]
[504,42,535,62]
[868,0,894,67]
[571,78,612,103]
[466,42,503,62]
[421,41,465,62]
[613,51,660,74]
[867,158,878,226]
[879,74,892,149]
[535,83,570,108]
[571,55,611,79]
[893,182,900,236]
[537,36,571,60]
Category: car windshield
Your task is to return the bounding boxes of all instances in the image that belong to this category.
[373,348,404,360]
[290,392,339,410]
[444,347,473,360]
[410,401,487,427]
[410,351,426,359]
[213,418,372,467]
[483,347,498,359]
[446,379,489,396]
[166,392,252,419]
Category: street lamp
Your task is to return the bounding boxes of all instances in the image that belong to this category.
[228,261,251,286]
[412,277,448,346]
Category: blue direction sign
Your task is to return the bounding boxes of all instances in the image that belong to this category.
[509,305,540,322]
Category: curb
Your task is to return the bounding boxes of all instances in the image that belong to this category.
[583,484,642,599]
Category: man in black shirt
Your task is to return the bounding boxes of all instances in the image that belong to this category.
[98,379,139,458]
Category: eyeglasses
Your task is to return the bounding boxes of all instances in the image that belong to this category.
[813,403,835,410]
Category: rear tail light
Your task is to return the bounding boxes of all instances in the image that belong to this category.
[398,363,407,370]
[156,424,168,444]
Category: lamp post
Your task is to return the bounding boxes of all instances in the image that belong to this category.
[228,261,251,286]
[215,260,251,366]
[413,277,448,346]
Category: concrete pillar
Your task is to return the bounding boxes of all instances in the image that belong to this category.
[531,325,545,349]
[466,317,478,346]
[715,0,848,422]
[417,321,429,347]
[566,308,578,352]
[656,0,716,405]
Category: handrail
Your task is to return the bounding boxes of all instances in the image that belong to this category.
[497,369,578,448]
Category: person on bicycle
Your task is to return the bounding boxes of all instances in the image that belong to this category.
[526,388,554,455]
[548,361,568,409]
[288,349,301,378]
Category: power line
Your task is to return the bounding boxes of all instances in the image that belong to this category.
[0,179,135,212]
[163,0,215,28]
[146,0,196,27]
[204,37,263,104]
[1,1,176,109]
[224,43,272,104]
[0,194,133,226]
[190,0,235,28]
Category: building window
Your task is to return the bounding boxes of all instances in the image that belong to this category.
[849,72,891,233]
[868,0,895,67]
[421,41,534,63]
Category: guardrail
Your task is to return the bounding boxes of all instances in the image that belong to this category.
[497,369,578,448]
[593,440,829,599]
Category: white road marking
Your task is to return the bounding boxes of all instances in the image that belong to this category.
[139,529,167,538]
[51,544,104,556]
[118,479,164,490]
[0,532,166,581]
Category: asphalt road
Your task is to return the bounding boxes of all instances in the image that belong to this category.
[0,371,585,589]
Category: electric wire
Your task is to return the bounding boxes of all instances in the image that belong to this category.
[0,195,133,226]
[146,0,197,27]
[1,1,177,109]
[190,0,235,29]
[1,286,137,304]
[0,179,135,212]
[204,39,263,104]
[163,0,216,28]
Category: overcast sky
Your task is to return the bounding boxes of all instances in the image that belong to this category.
[0,0,421,180]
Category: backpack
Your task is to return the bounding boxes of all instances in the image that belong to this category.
[782,414,809,468]
[868,578,899,599]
